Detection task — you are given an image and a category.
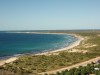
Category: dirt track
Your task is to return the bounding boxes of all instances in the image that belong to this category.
[39,56,100,75]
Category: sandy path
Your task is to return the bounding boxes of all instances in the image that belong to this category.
[39,56,100,75]
[0,57,17,66]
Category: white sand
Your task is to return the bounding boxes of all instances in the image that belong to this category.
[0,57,17,66]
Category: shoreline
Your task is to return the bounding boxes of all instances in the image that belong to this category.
[0,32,84,66]
[34,33,84,55]
[0,57,17,66]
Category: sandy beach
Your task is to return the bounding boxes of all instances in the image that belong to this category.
[0,32,83,66]
[35,33,84,55]
[0,57,17,66]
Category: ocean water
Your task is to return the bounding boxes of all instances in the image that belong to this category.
[0,32,77,58]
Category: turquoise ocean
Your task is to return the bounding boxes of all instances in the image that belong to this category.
[0,32,77,58]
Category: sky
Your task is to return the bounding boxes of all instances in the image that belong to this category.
[0,0,100,30]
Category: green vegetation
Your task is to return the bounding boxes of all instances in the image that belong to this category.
[0,52,98,75]
[0,30,100,75]
[44,63,100,75]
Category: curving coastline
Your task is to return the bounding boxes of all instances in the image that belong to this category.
[0,32,84,66]
[34,33,84,55]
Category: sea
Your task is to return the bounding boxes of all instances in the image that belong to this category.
[0,31,78,58]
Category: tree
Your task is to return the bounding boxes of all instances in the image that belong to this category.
[65,71,71,75]
[56,71,61,75]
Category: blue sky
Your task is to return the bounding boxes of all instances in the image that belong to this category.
[0,0,100,30]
